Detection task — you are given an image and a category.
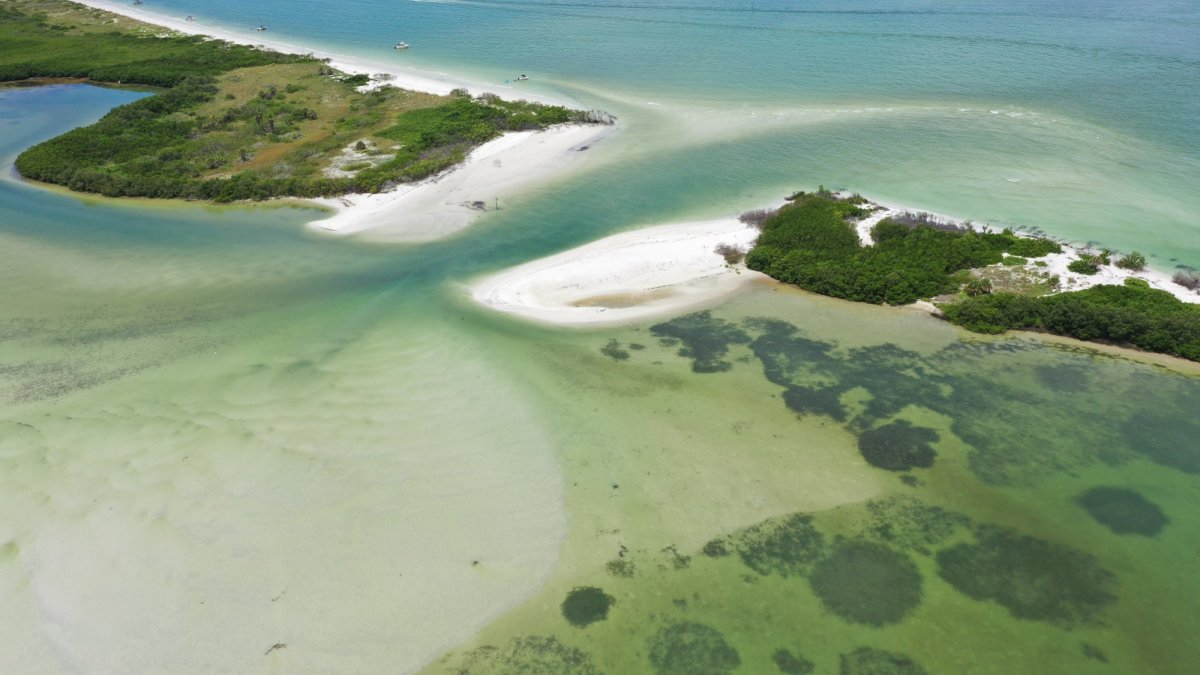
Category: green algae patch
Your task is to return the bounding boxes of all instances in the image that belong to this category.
[649,311,750,373]
[701,538,730,558]
[782,384,850,421]
[773,648,815,674]
[1121,413,1200,474]
[431,305,1200,675]
[729,513,826,577]
[744,318,943,426]
[864,496,972,556]
[839,647,928,675]
[1076,487,1169,536]
[935,526,1117,627]
[856,421,939,472]
[600,339,631,361]
[605,559,635,578]
[646,622,741,675]
[454,635,601,674]
[1034,363,1092,392]
[809,539,923,627]
[561,587,615,628]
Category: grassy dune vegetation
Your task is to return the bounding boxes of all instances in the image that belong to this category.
[2,0,604,202]
[745,190,1200,362]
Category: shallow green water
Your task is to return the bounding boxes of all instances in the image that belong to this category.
[2,27,1200,675]
[437,287,1200,674]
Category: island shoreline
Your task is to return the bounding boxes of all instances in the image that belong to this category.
[17,1,617,241]
[467,194,1198,331]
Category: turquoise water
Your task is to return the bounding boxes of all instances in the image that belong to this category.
[3,1,1200,672]
[137,0,1200,266]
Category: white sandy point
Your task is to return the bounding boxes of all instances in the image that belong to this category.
[470,219,764,326]
[307,124,613,242]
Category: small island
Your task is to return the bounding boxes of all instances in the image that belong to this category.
[2,0,610,205]
[471,187,1199,364]
[744,190,1200,362]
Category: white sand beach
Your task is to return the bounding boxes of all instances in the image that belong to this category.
[72,0,528,100]
[307,124,613,242]
[470,218,764,326]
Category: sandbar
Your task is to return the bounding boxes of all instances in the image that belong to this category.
[470,218,764,326]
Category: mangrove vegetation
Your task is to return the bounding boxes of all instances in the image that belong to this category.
[743,189,1200,362]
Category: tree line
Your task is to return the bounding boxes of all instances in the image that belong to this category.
[941,281,1200,362]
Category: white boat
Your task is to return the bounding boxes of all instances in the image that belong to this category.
[515,74,529,81]
[256,25,267,32]
[394,42,409,50]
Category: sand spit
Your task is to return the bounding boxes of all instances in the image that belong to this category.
[470,218,764,326]
[307,124,613,242]
[471,194,1197,328]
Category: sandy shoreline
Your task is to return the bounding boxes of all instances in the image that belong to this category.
[71,0,543,101]
[307,124,613,242]
[470,218,764,326]
[470,194,1197,327]
[67,0,613,241]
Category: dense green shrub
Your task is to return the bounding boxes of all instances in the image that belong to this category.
[745,194,1061,306]
[1068,258,1100,275]
[1116,251,1147,270]
[964,278,993,297]
[17,86,582,201]
[941,285,1200,361]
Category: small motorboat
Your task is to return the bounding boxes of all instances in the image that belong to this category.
[255,25,267,32]
[515,74,529,81]
[185,15,195,21]
[394,42,409,50]
[132,0,143,5]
